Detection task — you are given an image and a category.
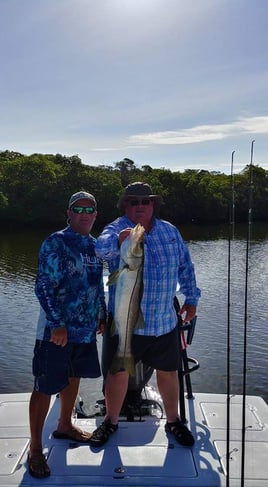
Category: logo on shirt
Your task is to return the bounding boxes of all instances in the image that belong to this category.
[80,253,102,266]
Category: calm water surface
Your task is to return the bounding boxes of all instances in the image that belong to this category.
[0,223,267,408]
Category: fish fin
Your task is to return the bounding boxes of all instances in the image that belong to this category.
[134,311,145,330]
[107,265,130,285]
[107,270,121,285]
[109,355,136,377]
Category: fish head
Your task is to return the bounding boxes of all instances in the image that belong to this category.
[128,224,145,258]
[120,224,145,268]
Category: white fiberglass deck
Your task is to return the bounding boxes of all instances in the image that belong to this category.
[0,392,267,487]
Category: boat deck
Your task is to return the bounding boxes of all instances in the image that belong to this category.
[0,392,267,486]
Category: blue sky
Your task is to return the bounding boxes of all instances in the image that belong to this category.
[1,0,268,174]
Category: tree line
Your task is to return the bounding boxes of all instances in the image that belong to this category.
[0,150,267,230]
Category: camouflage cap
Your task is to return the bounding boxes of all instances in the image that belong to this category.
[68,191,97,208]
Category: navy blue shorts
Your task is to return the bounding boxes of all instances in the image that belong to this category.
[32,339,101,395]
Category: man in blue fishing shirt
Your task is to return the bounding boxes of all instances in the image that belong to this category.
[28,191,106,478]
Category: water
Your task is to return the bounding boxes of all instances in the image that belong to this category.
[0,223,267,410]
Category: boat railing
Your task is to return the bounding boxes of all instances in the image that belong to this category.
[174,295,200,424]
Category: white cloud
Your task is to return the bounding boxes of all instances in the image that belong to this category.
[127,116,268,146]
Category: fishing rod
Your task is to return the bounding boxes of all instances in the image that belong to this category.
[226,150,235,487]
[231,152,235,239]
[240,140,255,487]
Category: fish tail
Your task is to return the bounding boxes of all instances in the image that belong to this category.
[109,355,136,376]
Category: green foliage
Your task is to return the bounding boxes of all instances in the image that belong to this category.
[114,158,136,186]
[0,150,267,230]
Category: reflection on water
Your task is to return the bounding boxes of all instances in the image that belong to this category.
[0,223,267,405]
[179,221,268,242]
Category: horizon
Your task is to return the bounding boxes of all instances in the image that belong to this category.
[2,148,264,177]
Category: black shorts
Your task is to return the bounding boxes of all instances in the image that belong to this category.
[32,339,101,395]
[102,315,181,376]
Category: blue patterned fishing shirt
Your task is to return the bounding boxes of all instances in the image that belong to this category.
[35,226,106,343]
[95,216,200,337]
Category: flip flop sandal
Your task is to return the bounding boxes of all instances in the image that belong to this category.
[27,453,50,478]
[52,427,92,442]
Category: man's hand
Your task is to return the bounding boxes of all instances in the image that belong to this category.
[97,319,106,335]
[118,228,132,246]
[179,304,196,324]
[50,327,68,347]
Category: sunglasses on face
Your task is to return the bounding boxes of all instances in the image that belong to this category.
[71,206,96,214]
[128,198,152,206]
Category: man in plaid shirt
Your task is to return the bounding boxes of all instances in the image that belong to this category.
[90,182,201,448]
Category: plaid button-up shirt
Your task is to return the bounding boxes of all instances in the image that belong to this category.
[95,216,200,336]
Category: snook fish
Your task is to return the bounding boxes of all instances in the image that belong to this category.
[109,223,145,376]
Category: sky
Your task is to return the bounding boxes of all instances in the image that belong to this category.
[1,0,268,174]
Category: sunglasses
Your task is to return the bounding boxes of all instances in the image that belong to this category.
[71,206,96,214]
[128,199,152,206]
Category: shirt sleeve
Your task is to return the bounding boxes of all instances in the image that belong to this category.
[95,218,123,261]
[35,236,66,329]
[176,231,201,306]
